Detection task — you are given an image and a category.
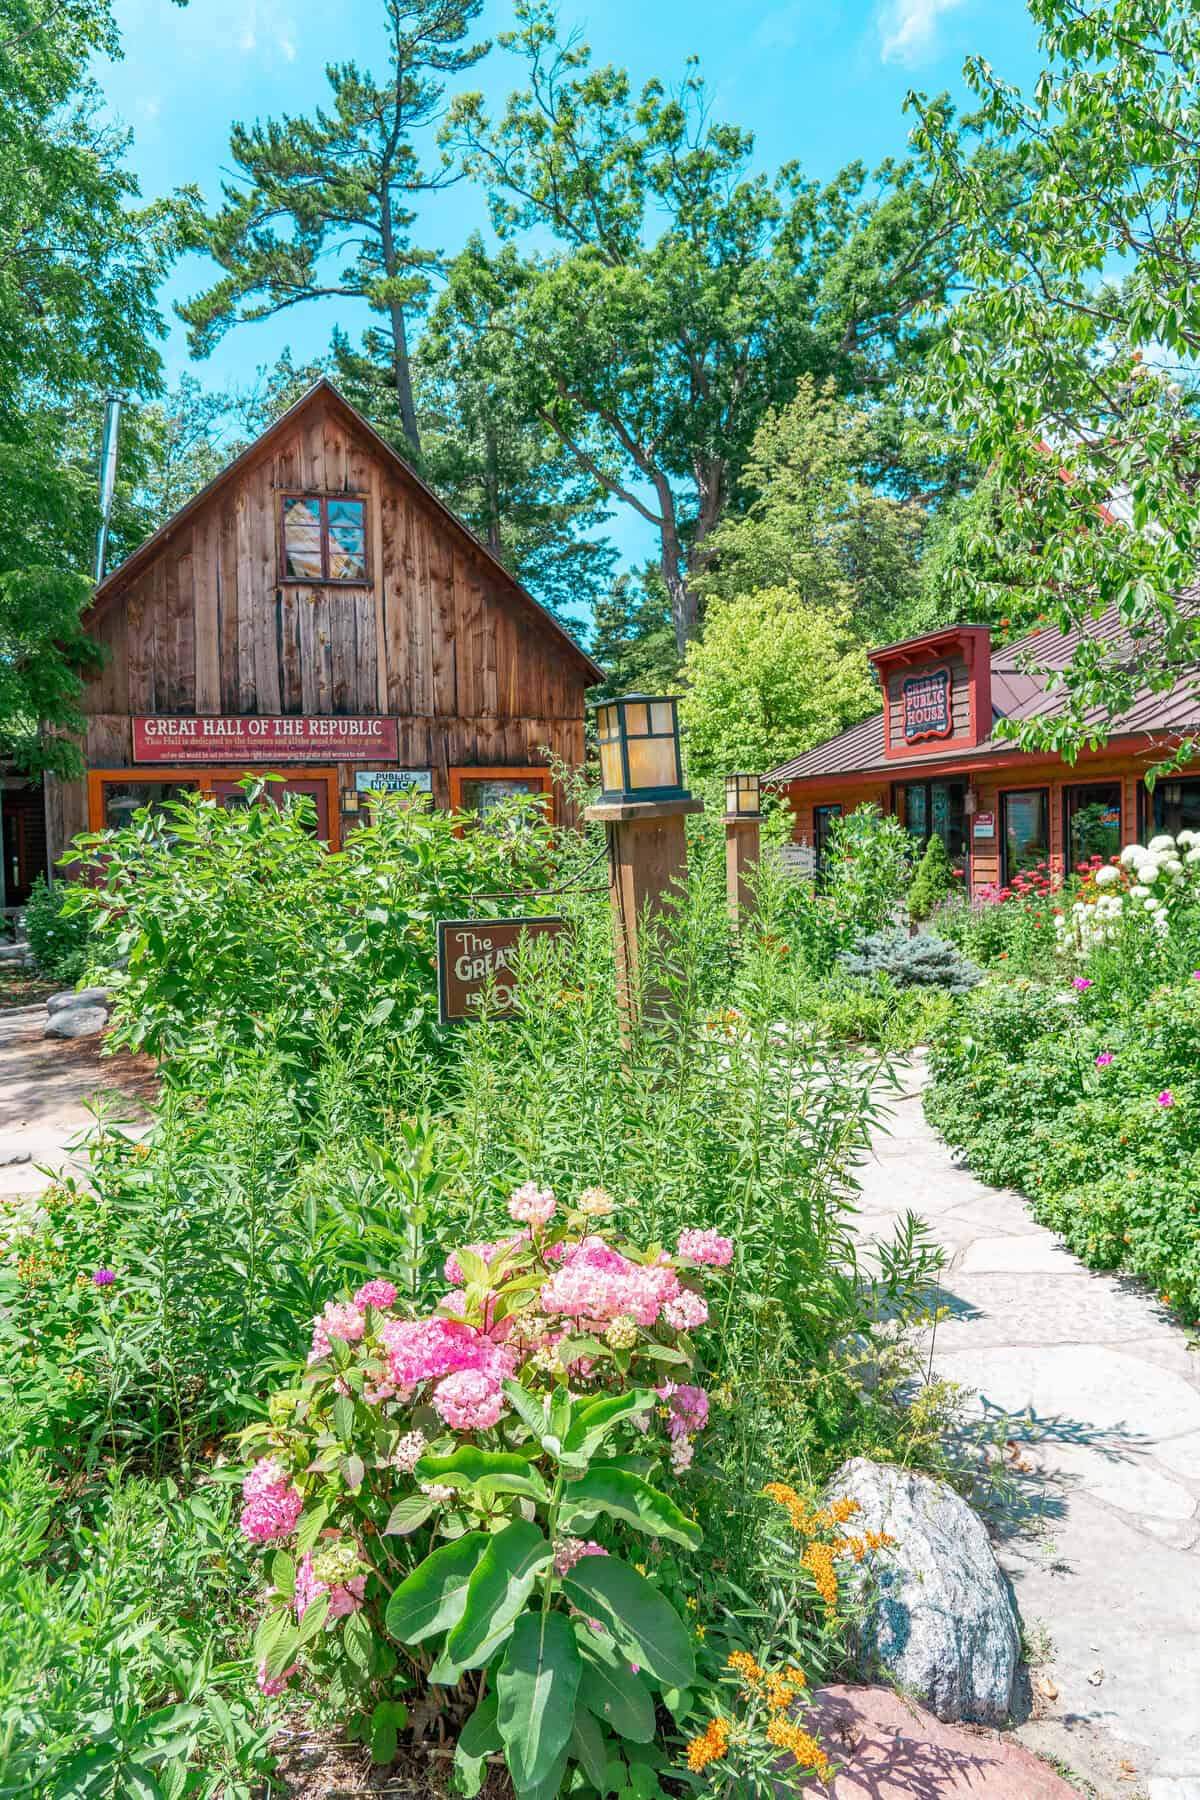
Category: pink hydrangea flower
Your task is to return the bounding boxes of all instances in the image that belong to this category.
[432,1368,508,1431]
[1158,1090,1175,1107]
[256,1659,299,1697]
[380,1316,516,1389]
[294,1552,365,1622]
[676,1228,734,1267]
[239,1458,303,1544]
[1095,1052,1114,1068]
[662,1287,709,1331]
[354,1279,398,1310]
[539,1243,680,1328]
[391,1429,427,1472]
[308,1300,366,1365]
[508,1180,556,1228]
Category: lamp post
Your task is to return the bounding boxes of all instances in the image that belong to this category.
[723,773,761,929]
[585,696,703,1028]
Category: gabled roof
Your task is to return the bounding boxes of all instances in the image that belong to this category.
[765,602,1200,784]
[88,377,604,684]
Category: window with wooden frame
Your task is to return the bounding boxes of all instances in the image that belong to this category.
[279,494,369,583]
[87,768,341,850]
[449,767,554,825]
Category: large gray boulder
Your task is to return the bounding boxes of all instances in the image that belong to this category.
[46,987,111,1014]
[44,1006,108,1039]
[827,1456,1021,1726]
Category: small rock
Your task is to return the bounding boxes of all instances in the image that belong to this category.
[46,988,111,1015]
[826,1456,1022,1725]
[44,1007,108,1039]
[0,1151,31,1167]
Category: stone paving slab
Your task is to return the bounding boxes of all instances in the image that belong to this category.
[854,1059,1200,1798]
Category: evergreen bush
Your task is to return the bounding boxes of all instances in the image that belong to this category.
[907,834,956,923]
[24,876,90,984]
[841,928,982,992]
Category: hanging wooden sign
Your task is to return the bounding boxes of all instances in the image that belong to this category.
[901,667,953,742]
[133,715,398,763]
[437,917,568,1023]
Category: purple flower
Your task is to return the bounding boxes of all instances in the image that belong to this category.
[1095,1052,1114,1068]
[1072,977,1093,992]
[92,1268,116,1287]
[1158,1090,1175,1108]
[1193,971,1200,980]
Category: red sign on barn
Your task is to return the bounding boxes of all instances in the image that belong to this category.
[133,716,399,763]
[901,668,953,743]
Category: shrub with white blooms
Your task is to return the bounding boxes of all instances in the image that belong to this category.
[1056,832,1199,955]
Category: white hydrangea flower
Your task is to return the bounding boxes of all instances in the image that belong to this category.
[1094,864,1120,888]
[1130,884,1150,899]
[1143,894,1161,910]
[1119,843,1145,868]
[1149,834,1176,854]
[1187,848,1200,866]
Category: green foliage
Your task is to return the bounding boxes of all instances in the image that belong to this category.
[823,805,914,935]
[908,0,1200,753]
[800,975,956,1051]
[0,1418,271,1799]
[445,1,960,648]
[64,784,558,1071]
[698,377,926,645]
[927,970,1200,1317]
[841,929,982,994]
[24,876,91,984]
[0,0,187,774]
[907,835,957,923]
[678,587,876,779]
[180,1,488,457]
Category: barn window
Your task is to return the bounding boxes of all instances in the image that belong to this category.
[280,494,368,583]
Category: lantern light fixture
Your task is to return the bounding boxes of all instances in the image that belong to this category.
[594,694,689,804]
[724,772,761,820]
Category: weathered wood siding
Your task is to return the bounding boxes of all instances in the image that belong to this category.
[49,391,591,852]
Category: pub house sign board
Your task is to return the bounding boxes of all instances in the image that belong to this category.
[437,917,567,1023]
[901,668,952,743]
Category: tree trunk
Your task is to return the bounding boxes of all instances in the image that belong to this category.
[379,184,422,460]
[484,419,503,558]
[655,489,698,654]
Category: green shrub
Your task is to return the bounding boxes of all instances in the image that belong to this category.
[841,929,981,993]
[907,834,956,922]
[823,804,912,934]
[24,875,91,984]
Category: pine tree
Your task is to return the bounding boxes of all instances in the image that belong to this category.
[179,0,488,460]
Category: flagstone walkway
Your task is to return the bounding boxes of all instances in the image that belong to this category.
[855,1054,1200,1800]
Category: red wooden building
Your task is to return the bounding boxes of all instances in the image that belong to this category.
[42,380,602,869]
[766,616,1200,891]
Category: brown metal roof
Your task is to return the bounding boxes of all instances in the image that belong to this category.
[88,378,605,685]
[765,604,1200,783]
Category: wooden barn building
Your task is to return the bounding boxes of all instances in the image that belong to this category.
[42,378,602,867]
[766,617,1200,893]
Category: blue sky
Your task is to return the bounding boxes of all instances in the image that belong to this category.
[99,0,1042,570]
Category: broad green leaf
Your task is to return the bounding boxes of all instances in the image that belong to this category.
[501,1379,558,1451]
[297,1591,330,1647]
[384,1531,488,1645]
[563,1560,694,1690]
[295,1502,329,1555]
[577,1633,656,1743]
[562,1467,702,1551]
[343,1609,373,1671]
[562,1390,655,1459]
[383,1493,435,1536]
[270,1550,295,1599]
[333,1394,355,1441]
[496,1610,582,1793]
[458,1690,501,1758]
[414,1445,549,1503]
[569,1707,609,1790]
[444,1520,553,1669]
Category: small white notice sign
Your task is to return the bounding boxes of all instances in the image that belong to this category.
[767,843,816,879]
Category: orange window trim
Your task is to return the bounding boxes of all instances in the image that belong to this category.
[87,767,342,851]
[448,766,554,826]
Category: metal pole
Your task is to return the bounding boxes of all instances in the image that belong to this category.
[94,393,123,583]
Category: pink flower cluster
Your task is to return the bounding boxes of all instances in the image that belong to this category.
[509,1180,556,1227]
[295,1551,365,1622]
[308,1299,366,1365]
[240,1457,303,1544]
[355,1278,398,1310]
[540,1236,683,1327]
[661,1382,709,1439]
[256,1659,298,1697]
[380,1315,516,1433]
[676,1228,734,1267]
[553,1537,608,1576]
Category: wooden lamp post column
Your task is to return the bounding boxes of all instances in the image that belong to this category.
[584,696,703,1027]
[724,773,762,930]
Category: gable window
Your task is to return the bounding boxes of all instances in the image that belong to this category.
[280,494,368,583]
